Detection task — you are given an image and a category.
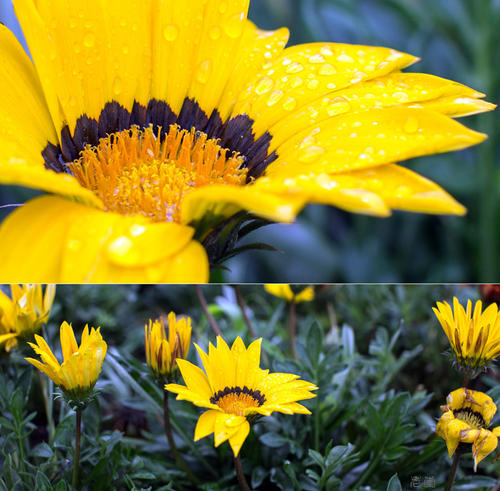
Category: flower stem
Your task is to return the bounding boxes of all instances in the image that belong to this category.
[444,453,460,491]
[289,300,298,361]
[234,455,251,491]
[38,371,55,442]
[195,285,222,336]
[72,409,81,489]
[163,391,200,486]
[234,286,257,338]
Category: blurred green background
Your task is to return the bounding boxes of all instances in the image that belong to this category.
[0,0,498,282]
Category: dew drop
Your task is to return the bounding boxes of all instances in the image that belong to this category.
[113,76,123,96]
[309,54,326,64]
[320,46,334,56]
[209,26,221,40]
[108,236,133,257]
[224,14,244,38]
[255,77,274,95]
[83,32,95,48]
[282,97,297,111]
[163,24,179,42]
[393,91,409,102]
[319,63,336,76]
[307,79,319,89]
[299,146,326,164]
[286,62,304,74]
[403,117,419,133]
[196,60,211,84]
[267,90,284,106]
[337,53,354,63]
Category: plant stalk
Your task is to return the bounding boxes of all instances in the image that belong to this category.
[38,371,55,441]
[195,285,222,336]
[234,286,258,338]
[289,299,298,360]
[234,455,251,491]
[72,409,81,489]
[444,453,460,491]
[163,391,200,486]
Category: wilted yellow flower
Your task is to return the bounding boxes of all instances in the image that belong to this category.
[166,336,317,457]
[265,284,314,303]
[433,297,500,373]
[0,284,55,351]
[25,321,107,404]
[145,312,192,381]
[0,0,494,282]
[437,388,500,471]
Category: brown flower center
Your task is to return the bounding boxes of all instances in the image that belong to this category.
[68,124,248,223]
[210,386,266,416]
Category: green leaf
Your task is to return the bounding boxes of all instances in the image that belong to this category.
[386,474,402,491]
[35,471,53,491]
[260,432,290,448]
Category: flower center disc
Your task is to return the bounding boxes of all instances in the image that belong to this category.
[454,408,485,429]
[210,386,265,416]
[69,125,248,223]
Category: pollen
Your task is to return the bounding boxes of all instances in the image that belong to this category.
[454,408,485,429]
[68,125,248,223]
[210,386,266,416]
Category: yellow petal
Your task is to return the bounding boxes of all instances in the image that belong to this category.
[194,409,219,441]
[182,184,305,224]
[265,284,294,301]
[217,21,289,120]
[14,0,153,134]
[295,287,315,303]
[60,321,78,362]
[176,359,213,400]
[228,419,250,457]
[0,196,209,283]
[233,43,418,138]
[267,107,485,178]
[268,72,491,151]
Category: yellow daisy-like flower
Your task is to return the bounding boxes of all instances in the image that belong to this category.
[166,336,317,457]
[433,297,500,373]
[265,284,314,303]
[25,321,107,403]
[437,388,500,471]
[0,284,55,351]
[0,1,494,282]
[145,312,192,381]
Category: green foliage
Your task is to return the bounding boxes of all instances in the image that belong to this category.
[1,284,499,489]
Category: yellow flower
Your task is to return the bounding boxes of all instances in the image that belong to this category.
[433,297,500,372]
[0,1,494,281]
[25,321,107,402]
[145,312,192,381]
[265,284,314,303]
[0,284,55,351]
[436,388,500,470]
[166,336,317,457]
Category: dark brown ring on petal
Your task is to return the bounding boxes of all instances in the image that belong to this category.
[453,407,486,429]
[42,98,278,182]
[210,385,266,406]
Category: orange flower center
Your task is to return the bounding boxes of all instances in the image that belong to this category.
[68,125,248,223]
[210,386,265,416]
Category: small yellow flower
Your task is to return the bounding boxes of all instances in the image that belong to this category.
[166,336,317,457]
[264,284,314,303]
[0,284,55,351]
[437,388,500,470]
[145,312,192,381]
[25,321,107,404]
[0,0,494,281]
[433,297,500,373]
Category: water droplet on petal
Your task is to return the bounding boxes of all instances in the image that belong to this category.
[113,76,123,95]
[299,146,326,164]
[224,14,244,38]
[319,63,336,76]
[255,77,274,95]
[282,97,297,111]
[267,90,283,106]
[209,26,221,40]
[287,62,304,74]
[309,54,325,64]
[404,117,419,133]
[129,224,147,237]
[307,79,319,89]
[67,239,81,251]
[337,53,354,63]
[196,60,211,84]
[163,24,179,42]
[83,32,95,48]
[108,236,133,257]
